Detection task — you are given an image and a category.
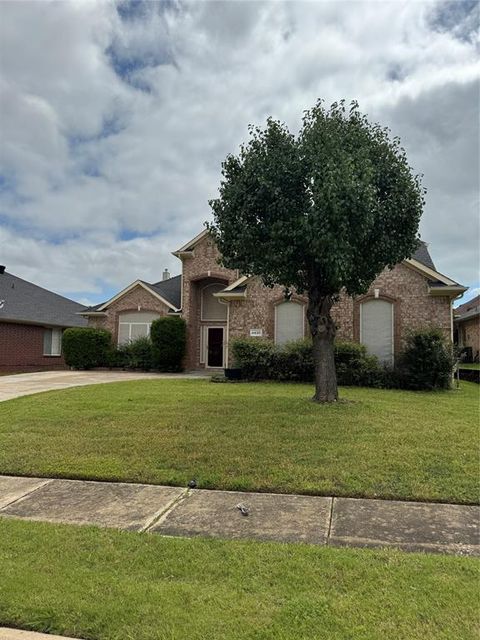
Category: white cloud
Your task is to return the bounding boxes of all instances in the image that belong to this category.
[0,0,478,303]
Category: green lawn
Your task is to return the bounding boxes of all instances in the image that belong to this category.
[0,380,478,503]
[0,518,478,640]
[459,363,480,370]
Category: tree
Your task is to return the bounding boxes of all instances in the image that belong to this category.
[208,100,424,402]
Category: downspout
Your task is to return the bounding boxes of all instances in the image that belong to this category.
[225,300,230,368]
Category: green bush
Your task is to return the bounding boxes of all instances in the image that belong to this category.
[230,338,276,380]
[396,329,455,390]
[63,328,111,370]
[106,345,129,369]
[151,316,187,371]
[274,339,314,382]
[334,341,384,387]
[231,337,384,386]
[124,337,154,371]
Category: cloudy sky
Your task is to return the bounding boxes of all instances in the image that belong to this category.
[0,0,478,306]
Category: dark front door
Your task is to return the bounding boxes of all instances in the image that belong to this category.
[207,328,224,367]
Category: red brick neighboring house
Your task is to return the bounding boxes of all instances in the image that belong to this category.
[454,295,480,362]
[82,231,467,370]
[0,267,87,372]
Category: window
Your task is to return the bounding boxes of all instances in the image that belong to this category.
[201,283,227,321]
[118,311,160,345]
[360,299,394,364]
[43,328,62,356]
[275,301,305,345]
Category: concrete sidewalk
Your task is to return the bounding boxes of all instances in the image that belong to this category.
[0,370,207,402]
[1,475,478,556]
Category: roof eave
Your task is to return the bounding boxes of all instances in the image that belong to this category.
[172,250,194,259]
[0,316,86,328]
[428,285,468,298]
[404,258,457,286]
[213,291,247,300]
[172,229,209,255]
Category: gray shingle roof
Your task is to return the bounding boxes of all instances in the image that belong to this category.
[0,271,87,327]
[412,241,436,270]
[149,275,182,309]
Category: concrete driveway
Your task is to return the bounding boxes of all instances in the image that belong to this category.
[0,370,207,402]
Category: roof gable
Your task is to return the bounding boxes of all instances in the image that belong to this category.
[172,229,209,256]
[84,278,182,314]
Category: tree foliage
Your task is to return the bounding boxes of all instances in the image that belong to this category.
[208,100,424,402]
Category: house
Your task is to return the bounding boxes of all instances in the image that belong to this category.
[0,267,87,372]
[454,295,480,362]
[82,230,467,370]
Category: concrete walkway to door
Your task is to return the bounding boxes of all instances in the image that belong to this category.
[0,370,208,402]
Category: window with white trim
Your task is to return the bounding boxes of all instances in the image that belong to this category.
[275,301,305,345]
[43,328,62,356]
[118,311,160,345]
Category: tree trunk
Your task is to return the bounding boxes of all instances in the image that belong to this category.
[307,290,338,403]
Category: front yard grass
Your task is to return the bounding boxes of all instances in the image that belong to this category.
[0,380,478,503]
[0,518,478,640]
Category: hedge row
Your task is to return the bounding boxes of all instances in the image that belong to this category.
[63,317,186,372]
[231,329,455,390]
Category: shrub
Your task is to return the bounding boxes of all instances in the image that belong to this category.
[106,345,129,369]
[396,328,455,390]
[230,338,276,380]
[334,341,384,387]
[274,339,314,382]
[63,327,111,370]
[124,336,154,371]
[151,316,186,371]
[231,337,384,387]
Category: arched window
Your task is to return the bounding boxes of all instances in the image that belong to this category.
[360,299,394,364]
[201,283,227,321]
[275,301,305,345]
[118,311,160,345]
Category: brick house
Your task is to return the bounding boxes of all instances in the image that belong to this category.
[0,267,87,372]
[82,230,467,370]
[454,295,480,362]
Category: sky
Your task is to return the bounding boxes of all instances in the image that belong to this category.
[0,0,478,307]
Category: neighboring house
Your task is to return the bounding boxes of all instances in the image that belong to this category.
[0,267,87,371]
[82,230,467,370]
[454,295,480,362]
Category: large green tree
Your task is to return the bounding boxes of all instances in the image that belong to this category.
[208,100,424,402]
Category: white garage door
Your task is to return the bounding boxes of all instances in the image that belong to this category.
[360,299,394,364]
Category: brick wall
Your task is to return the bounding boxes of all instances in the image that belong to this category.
[0,322,67,371]
[226,262,452,365]
[458,316,480,358]
[179,235,238,369]
[86,285,171,344]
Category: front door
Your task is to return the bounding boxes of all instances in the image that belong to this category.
[207,327,224,367]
